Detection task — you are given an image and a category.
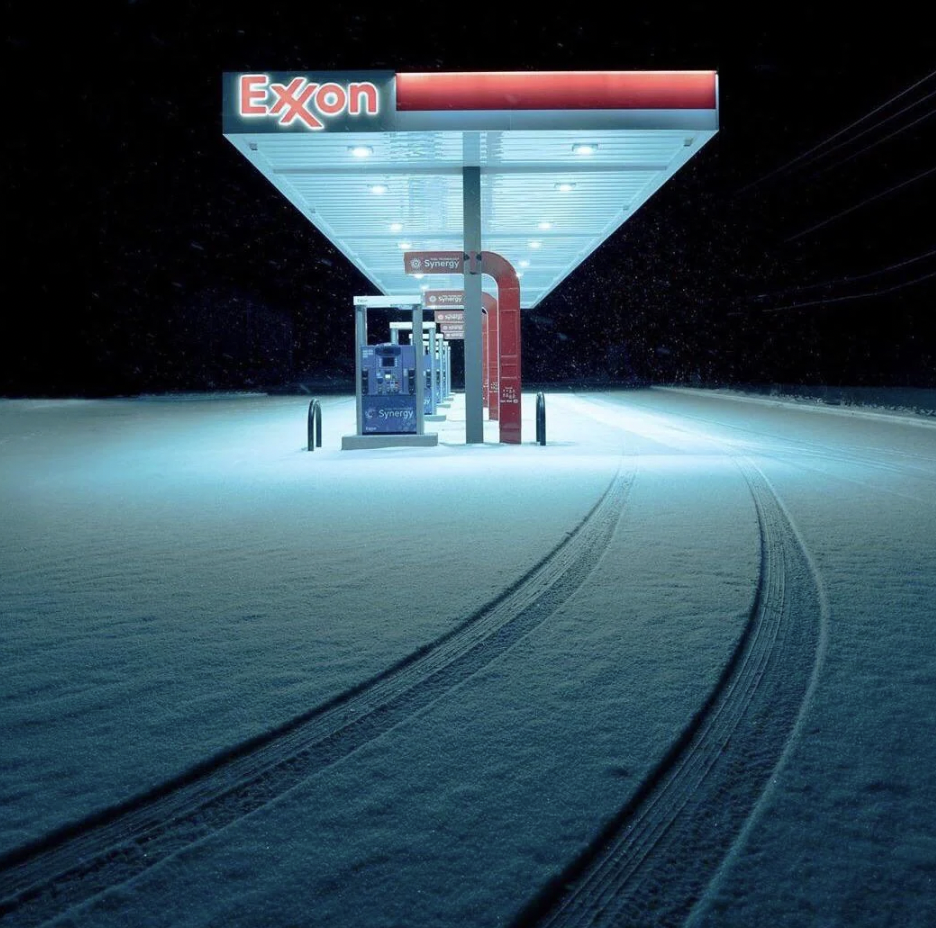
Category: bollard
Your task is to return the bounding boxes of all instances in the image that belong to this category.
[307,399,322,451]
[535,392,546,446]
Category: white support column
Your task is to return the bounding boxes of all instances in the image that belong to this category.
[354,305,366,436]
[427,326,437,415]
[463,165,483,444]
[413,306,425,435]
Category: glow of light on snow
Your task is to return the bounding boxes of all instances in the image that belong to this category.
[1,389,934,928]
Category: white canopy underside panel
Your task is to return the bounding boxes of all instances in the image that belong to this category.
[226,126,716,309]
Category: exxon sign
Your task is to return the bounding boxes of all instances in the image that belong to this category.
[222,72,396,133]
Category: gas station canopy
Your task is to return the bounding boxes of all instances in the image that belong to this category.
[222,71,718,309]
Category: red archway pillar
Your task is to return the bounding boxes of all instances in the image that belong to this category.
[477,253,520,443]
[405,251,520,443]
[482,305,488,409]
[482,293,497,418]
[420,288,497,411]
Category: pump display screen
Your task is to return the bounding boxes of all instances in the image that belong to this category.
[381,356,396,368]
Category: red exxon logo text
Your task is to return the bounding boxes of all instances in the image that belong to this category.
[238,75,380,130]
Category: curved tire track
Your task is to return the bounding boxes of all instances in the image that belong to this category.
[0,464,635,927]
[512,457,824,928]
[623,394,936,488]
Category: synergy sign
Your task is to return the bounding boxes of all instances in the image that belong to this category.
[222,72,396,133]
[433,309,465,339]
[406,253,464,274]
[423,291,465,308]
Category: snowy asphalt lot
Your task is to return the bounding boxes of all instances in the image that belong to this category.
[1,388,934,927]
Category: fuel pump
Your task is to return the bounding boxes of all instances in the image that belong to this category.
[343,295,438,450]
[433,335,447,406]
[444,338,452,399]
[360,343,418,434]
[389,321,441,417]
[436,336,451,404]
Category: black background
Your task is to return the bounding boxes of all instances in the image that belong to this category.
[4,2,935,395]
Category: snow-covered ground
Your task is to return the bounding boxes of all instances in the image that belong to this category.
[660,384,936,419]
[1,389,934,927]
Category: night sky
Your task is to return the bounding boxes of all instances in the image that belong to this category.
[4,3,935,396]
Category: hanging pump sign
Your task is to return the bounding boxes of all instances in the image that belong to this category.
[424,291,467,339]
[423,291,466,308]
[406,252,465,275]
[435,310,465,340]
[222,72,396,133]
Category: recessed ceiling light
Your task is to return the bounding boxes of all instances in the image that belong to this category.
[555,182,576,192]
[528,241,543,249]
[389,222,403,232]
[572,143,598,155]
[413,273,425,279]
[398,242,413,249]
[420,284,430,290]
[517,272,524,278]
[369,183,388,195]
[538,221,553,230]
[518,259,530,268]
[349,145,374,158]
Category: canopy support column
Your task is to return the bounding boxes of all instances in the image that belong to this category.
[463,165,484,444]
[354,303,366,435]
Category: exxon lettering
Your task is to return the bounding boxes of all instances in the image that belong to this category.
[238,75,380,130]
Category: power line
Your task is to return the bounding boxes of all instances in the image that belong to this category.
[749,248,936,300]
[785,165,936,242]
[812,94,936,176]
[760,270,936,313]
[738,66,936,194]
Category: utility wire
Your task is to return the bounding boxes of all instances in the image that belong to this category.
[811,94,936,175]
[760,270,936,312]
[739,67,936,194]
[785,165,936,242]
[750,248,936,299]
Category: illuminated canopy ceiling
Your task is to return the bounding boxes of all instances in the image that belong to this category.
[223,71,718,309]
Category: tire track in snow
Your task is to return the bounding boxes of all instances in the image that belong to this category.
[513,457,825,928]
[626,395,936,489]
[587,389,936,511]
[0,463,635,927]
